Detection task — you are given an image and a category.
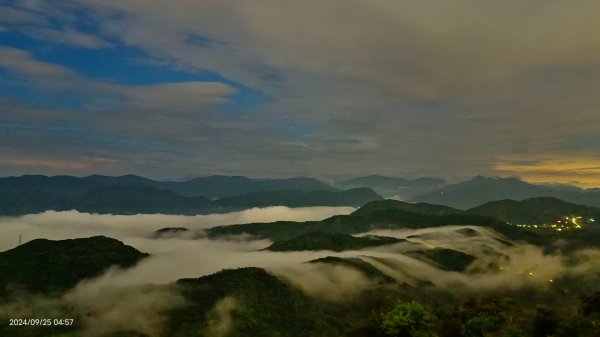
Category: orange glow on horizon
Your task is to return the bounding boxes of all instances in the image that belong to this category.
[495,156,600,189]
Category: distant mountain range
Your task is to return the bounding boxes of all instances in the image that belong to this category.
[4,173,600,217]
[337,175,600,209]
[0,174,334,198]
[410,176,600,209]
[338,175,446,199]
[0,175,380,215]
[214,188,381,209]
[467,197,600,225]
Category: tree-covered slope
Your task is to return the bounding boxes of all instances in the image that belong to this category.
[265,231,402,252]
[207,207,506,242]
[467,197,600,225]
[351,199,463,217]
[406,248,476,272]
[165,267,343,337]
[308,256,396,284]
[0,236,148,295]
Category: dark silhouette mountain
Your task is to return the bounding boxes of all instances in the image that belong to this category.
[77,185,215,214]
[0,236,148,295]
[351,199,462,217]
[467,197,600,225]
[206,202,508,242]
[0,184,215,215]
[152,227,191,239]
[410,176,600,209]
[0,175,381,215]
[265,231,402,252]
[155,175,336,197]
[0,174,334,199]
[339,175,446,199]
[215,188,382,208]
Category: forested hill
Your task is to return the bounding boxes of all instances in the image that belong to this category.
[0,236,148,296]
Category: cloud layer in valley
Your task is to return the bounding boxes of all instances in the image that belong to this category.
[2,209,600,336]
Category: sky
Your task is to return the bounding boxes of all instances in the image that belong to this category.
[1,0,600,186]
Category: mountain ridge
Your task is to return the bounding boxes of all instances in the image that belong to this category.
[0,175,380,215]
[410,176,600,209]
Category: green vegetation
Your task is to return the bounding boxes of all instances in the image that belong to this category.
[1,261,600,337]
[266,231,402,252]
[0,236,148,296]
[308,256,396,283]
[381,301,436,337]
[3,193,600,336]
[165,267,341,337]
[207,206,505,242]
[406,249,476,272]
[467,197,600,226]
[352,200,462,217]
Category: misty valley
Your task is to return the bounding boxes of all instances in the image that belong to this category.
[3,1,600,335]
[1,175,600,337]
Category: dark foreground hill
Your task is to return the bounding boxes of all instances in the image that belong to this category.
[0,236,148,295]
[166,267,342,337]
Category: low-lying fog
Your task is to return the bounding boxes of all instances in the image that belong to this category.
[2,207,599,337]
[0,206,356,251]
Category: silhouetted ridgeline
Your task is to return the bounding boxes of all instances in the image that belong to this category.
[0,175,381,215]
[410,176,600,209]
[338,175,447,199]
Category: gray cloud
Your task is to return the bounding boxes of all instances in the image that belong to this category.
[22,27,112,49]
[0,46,235,107]
[2,1,600,183]
[0,46,73,78]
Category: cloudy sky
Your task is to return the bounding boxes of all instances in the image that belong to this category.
[1,1,600,186]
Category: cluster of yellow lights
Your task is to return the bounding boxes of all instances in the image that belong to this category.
[499,269,554,283]
[510,215,593,232]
